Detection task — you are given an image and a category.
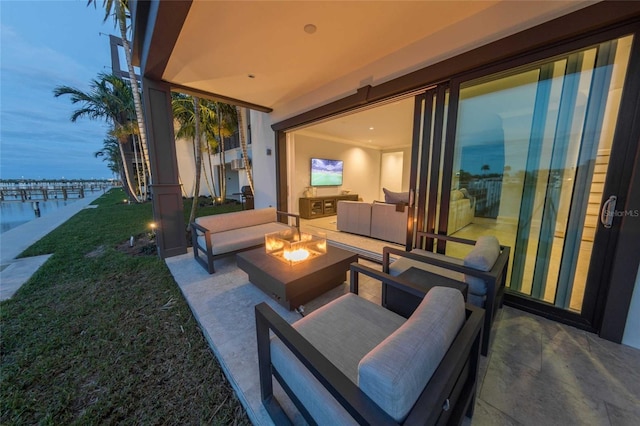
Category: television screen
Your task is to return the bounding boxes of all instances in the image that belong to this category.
[311,158,343,186]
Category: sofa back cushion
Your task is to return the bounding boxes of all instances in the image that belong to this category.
[195,207,277,234]
[357,287,465,422]
[383,188,410,204]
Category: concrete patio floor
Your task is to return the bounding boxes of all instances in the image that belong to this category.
[166,248,640,426]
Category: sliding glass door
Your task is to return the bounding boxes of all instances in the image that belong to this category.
[412,33,635,322]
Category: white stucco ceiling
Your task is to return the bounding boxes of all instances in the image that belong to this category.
[165,0,597,122]
[163,0,594,149]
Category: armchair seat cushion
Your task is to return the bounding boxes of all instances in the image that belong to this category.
[270,294,406,425]
[389,249,487,297]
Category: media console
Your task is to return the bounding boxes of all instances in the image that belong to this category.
[299,194,358,219]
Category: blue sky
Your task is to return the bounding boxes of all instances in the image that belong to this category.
[1,0,118,180]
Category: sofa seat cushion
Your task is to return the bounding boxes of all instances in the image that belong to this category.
[197,222,291,255]
[358,287,466,422]
[388,249,489,302]
[195,207,277,234]
[270,294,406,425]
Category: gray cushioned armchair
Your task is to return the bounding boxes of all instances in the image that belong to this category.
[255,263,484,425]
[383,231,510,356]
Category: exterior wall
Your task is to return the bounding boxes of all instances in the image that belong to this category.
[250,110,278,208]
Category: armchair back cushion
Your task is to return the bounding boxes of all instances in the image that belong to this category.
[358,287,466,422]
[194,207,277,234]
[463,236,500,271]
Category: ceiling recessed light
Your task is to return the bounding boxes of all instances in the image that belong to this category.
[369,126,374,130]
[304,24,317,34]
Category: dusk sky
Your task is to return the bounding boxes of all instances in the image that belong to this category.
[1,1,119,180]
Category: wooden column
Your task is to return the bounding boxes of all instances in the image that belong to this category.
[142,78,187,258]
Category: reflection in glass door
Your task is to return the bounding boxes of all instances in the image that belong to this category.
[444,35,633,313]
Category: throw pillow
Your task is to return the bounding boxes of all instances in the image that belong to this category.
[383,188,410,204]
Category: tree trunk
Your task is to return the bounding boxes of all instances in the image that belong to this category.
[118,139,139,201]
[237,107,254,195]
[216,104,227,202]
[116,2,151,187]
[188,97,202,230]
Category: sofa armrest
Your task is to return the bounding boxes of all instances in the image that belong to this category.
[277,210,300,230]
[191,221,215,273]
[255,302,397,426]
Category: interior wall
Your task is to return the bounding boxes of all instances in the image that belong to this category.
[380,148,411,198]
[380,151,403,199]
[292,134,381,210]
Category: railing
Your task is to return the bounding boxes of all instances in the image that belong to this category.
[0,181,113,201]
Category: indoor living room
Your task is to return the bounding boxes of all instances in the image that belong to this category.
[286,96,415,259]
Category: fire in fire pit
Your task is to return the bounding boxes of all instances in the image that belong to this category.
[265,229,327,265]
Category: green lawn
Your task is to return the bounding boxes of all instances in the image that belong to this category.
[0,189,249,425]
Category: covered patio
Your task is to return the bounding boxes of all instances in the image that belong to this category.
[131,1,640,424]
[165,243,640,425]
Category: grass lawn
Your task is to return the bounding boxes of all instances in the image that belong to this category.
[0,188,249,425]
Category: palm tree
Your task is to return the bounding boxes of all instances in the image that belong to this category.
[210,103,238,202]
[172,94,216,228]
[87,0,150,184]
[54,72,141,201]
[95,136,124,180]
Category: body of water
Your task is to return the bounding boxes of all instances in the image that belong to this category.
[0,199,79,234]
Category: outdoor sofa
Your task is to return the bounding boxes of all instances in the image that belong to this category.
[383,232,509,355]
[191,207,300,273]
[255,263,484,425]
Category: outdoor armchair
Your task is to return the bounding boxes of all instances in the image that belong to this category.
[255,263,484,425]
[382,231,509,356]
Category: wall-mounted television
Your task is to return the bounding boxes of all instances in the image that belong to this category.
[310,158,343,186]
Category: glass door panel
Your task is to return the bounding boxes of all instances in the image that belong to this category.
[445,35,633,312]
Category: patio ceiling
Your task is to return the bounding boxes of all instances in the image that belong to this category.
[148,0,597,121]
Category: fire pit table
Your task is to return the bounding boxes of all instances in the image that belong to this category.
[236,243,358,310]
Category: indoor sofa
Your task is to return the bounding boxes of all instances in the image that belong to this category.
[337,201,409,245]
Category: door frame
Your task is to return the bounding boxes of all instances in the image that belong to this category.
[437,28,640,331]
